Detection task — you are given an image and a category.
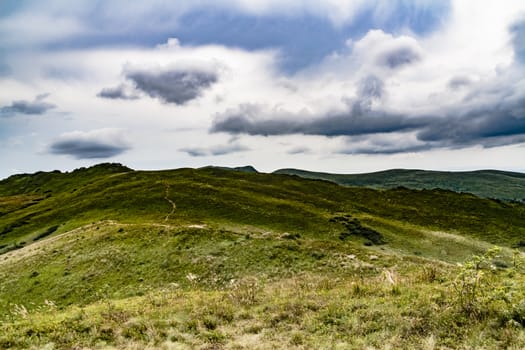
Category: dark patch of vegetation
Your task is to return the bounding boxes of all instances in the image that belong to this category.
[33,225,59,242]
[513,240,525,248]
[1,219,31,236]
[331,215,385,245]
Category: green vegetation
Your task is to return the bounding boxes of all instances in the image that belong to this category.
[1,163,524,349]
[274,168,525,202]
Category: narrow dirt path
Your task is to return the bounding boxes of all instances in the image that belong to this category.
[164,183,176,222]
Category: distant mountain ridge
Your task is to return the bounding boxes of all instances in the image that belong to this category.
[273,168,525,202]
[3,164,523,202]
[200,165,258,173]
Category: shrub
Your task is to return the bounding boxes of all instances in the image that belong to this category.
[451,247,525,323]
[452,247,500,318]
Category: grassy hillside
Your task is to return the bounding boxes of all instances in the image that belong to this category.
[1,163,525,349]
[274,168,525,202]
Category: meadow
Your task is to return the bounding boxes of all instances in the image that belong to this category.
[0,163,524,349]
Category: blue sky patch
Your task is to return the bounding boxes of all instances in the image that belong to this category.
[25,1,451,73]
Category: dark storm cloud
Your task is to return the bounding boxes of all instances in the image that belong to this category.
[211,88,525,154]
[0,95,55,117]
[48,130,130,159]
[417,97,525,145]
[125,68,218,105]
[211,103,424,137]
[97,85,139,100]
[50,140,129,159]
[339,143,432,155]
[376,45,421,69]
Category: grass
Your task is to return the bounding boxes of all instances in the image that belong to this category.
[2,257,525,349]
[1,163,525,349]
[0,221,381,310]
[1,165,524,250]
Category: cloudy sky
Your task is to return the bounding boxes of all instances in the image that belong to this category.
[1,0,525,178]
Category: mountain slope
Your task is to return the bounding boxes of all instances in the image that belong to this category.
[274,168,525,202]
[1,164,524,255]
[1,164,525,349]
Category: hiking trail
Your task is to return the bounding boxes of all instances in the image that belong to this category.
[164,183,176,221]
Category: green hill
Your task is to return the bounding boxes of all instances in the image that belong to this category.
[1,164,525,349]
[274,168,525,202]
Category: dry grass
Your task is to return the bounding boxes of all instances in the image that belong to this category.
[3,262,524,350]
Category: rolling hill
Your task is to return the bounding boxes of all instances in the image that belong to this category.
[274,168,525,202]
[1,163,524,349]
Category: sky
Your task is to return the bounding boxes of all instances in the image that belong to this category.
[1,0,525,178]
